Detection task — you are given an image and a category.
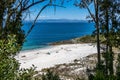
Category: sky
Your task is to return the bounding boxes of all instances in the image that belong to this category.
[25,0,94,20]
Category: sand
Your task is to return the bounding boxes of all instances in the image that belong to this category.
[15,43,97,70]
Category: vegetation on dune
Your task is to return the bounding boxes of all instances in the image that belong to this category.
[50,35,105,45]
[42,69,60,80]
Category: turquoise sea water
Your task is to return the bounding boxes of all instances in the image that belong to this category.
[22,21,95,50]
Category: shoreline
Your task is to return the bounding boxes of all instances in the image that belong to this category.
[15,43,97,71]
[21,35,96,51]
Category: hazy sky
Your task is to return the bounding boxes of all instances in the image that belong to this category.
[25,0,94,20]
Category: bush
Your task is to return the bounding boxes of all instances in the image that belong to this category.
[42,69,60,80]
[0,35,38,80]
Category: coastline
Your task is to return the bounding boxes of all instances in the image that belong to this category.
[15,43,97,71]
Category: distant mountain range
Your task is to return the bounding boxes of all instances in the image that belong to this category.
[24,19,89,23]
[38,19,88,23]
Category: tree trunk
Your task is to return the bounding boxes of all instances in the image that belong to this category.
[95,0,101,70]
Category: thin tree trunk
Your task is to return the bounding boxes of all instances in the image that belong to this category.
[109,5,115,75]
[109,46,113,75]
[95,0,101,70]
[105,7,109,75]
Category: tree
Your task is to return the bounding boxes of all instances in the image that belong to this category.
[74,0,101,70]
[99,0,120,75]
[0,0,63,79]
[75,0,120,79]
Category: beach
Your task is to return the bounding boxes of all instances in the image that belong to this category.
[15,43,97,71]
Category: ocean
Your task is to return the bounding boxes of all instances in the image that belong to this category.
[22,21,95,50]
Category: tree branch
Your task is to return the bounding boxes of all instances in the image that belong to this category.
[25,4,49,38]
[25,4,65,38]
[22,0,46,11]
[82,0,96,23]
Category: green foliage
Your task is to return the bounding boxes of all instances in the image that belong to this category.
[0,34,20,79]
[116,54,120,79]
[88,70,117,80]
[101,51,114,75]
[98,0,119,76]
[0,35,38,80]
[76,35,97,43]
[0,57,19,80]
[0,0,55,79]
[0,0,65,79]
[77,0,120,80]
[0,34,21,56]
[77,35,105,43]
[42,69,60,80]
[17,65,38,80]
[93,70,105,80]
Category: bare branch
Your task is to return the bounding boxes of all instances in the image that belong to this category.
[25,4,65,38]
[25,4,49,38]
[22,0,46,11]
[82,0,96,23]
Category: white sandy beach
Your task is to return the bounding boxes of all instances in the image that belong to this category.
[15,43,97,70]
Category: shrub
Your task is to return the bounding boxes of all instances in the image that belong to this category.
[42,69,60,80]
